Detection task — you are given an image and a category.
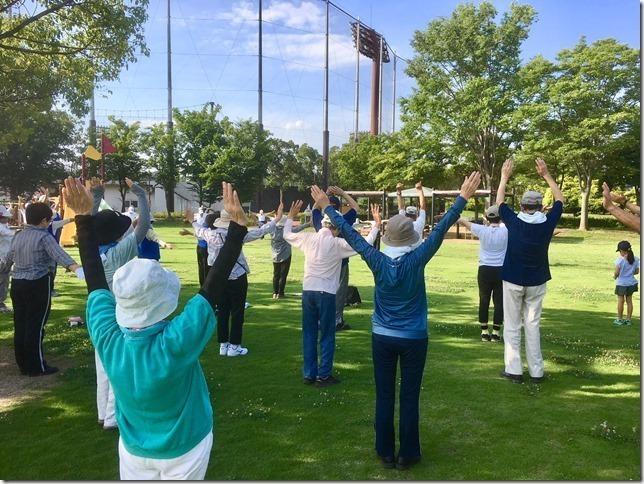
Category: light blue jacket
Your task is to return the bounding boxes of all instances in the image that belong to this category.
[325,196,466,339]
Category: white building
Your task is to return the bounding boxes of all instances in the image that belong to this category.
[102,181,223,215]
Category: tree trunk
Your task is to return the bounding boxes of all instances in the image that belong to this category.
[164,181,175,217]
[119,186,127,212]
[578,180,591,231]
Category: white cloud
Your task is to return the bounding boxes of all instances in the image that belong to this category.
[218,0,324,32]
[283,119,309,130]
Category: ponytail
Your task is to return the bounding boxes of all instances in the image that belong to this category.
[627,248,635,265]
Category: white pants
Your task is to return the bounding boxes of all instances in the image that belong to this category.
[502,281,547,378]
[119,431,213,480]
[95,350,116,427]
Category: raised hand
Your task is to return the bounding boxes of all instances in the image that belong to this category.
[125,177,134,188]
[222,182,247,226]
[415,181,423,191]
[459,172,482,200]
[371,204,382,226]
[396,182,404,192]
[311,185,331,209]
[327,185,341,196]
[184,207,194,223]
[535,158,549,178]
[602,182,615,209]
[501,159,514,180]
[275,200,284,221]
[288,200,303,219]
[62,177,93,215]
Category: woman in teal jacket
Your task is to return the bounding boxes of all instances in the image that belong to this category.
[64,178,247,480]
[310,172,481,470]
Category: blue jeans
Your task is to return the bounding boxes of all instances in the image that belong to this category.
[372,333,428,459]
[302,291,336,379]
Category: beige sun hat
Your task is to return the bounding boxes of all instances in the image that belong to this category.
[213,209,232,229]
[382,214,420,247]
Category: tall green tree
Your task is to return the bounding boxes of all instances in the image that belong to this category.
[202,120,274,202]
[144,123,179,216]
[402,2,536,189]
[0,1,148,115]
[104,117,146,211]
[173,106,226,206]
[517,38,639,230]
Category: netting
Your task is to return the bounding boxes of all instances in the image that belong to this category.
[91,0,415,151]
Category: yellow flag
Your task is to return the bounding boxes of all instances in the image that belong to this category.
[84,145,102,160]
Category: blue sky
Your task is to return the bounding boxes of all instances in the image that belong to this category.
[92,0,640,151]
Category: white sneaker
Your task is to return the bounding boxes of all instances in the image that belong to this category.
[219,343,229,356]
[227,345,248,357]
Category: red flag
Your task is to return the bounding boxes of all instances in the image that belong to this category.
[101,134,116,154]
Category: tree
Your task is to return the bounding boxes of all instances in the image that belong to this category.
[0,109,75,197]
[173,105,226,206]
[144,123,179,216]
[0,1,148,115]
[103,117,146,211]
[202,120,274,202]
[517,38,639,230]
[402,2,536,189]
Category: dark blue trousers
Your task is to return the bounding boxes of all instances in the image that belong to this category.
[372,333,428,460]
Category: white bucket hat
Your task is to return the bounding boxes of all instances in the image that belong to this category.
[0,205,12,217]
[112,258,181,329]
[213,209,232,229]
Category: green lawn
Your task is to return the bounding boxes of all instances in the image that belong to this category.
[0,221,640,480]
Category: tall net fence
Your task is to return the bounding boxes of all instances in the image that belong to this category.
[92,0,415,151]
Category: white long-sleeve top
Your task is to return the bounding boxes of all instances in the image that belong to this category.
[284,218,378,294]
[192,219,276,280]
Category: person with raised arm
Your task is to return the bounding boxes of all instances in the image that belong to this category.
[602,182,640,233]
[397,181,427,238]
[311,186,359,331]
[65,178,247,480]
[191,195,281,357]
[284,198,378,388]
[311,172,481,470]
[88,175,151,430]
[496,158,564,384]
[457,205,508,342]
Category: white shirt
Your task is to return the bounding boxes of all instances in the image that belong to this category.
[283,218,357,294]
[399,209,426,237]
[469,223,508,267]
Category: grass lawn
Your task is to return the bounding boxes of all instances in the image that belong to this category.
[0,221,640,480]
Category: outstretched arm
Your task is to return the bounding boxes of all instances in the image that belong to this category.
[496,159,512,206]
[418,172,481,265]
[416,181,426,211]
[329,186,359,212]
[603,183,641,233]
[457,217,472,230]
[535,159,564,203]
[128,179,150,244]
[200,183,248,309]
[396,182,404,213]
[89,177,104,215]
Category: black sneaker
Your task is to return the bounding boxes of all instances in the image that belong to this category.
[481,333,491,342]
[336,322,352,331]
[499,370,523,384]
[315,375,341,387]
[28,365,59,377]
[530,375,546,384]
[396,456,421,470]
[378,455,395,469]
[303,377,316,385]
[490,333,501,343]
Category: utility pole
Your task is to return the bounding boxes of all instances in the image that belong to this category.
[166,0,175,214]
[258,0,263,129]
[322,0,329,189]
[353,20,360,141]
[392,55,397,132]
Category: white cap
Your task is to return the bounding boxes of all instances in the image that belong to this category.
[112,258,181,329]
